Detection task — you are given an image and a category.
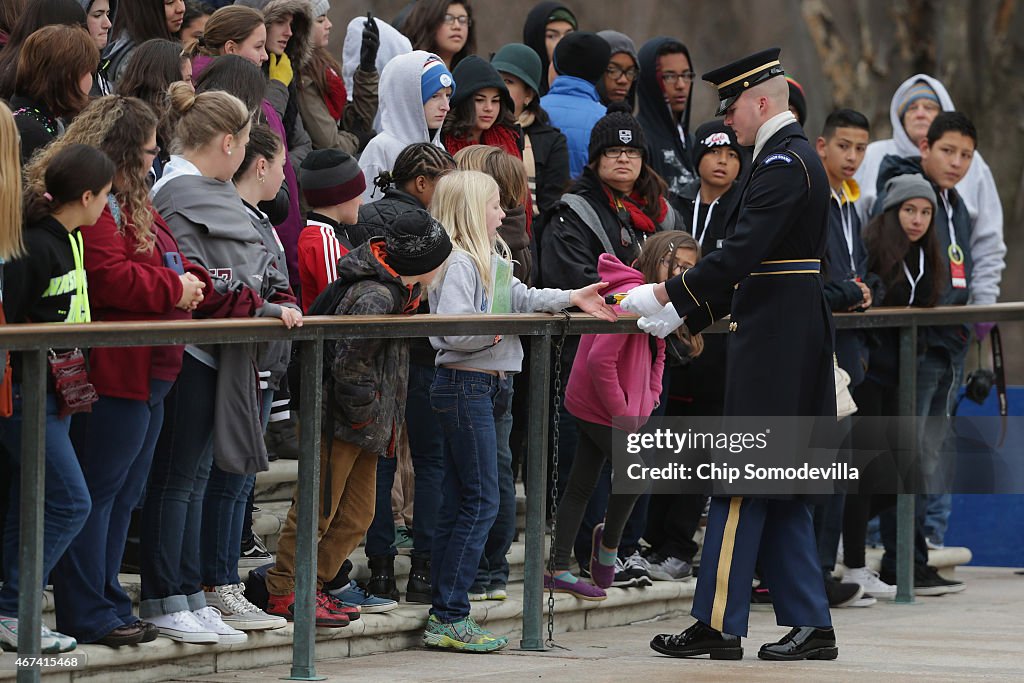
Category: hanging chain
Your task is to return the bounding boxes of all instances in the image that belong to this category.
[545,310,572,650]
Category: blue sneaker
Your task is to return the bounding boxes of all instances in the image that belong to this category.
[328,581,399,614]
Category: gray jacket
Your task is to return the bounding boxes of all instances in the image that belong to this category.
[429,251,571,372]
[153,158,299,474]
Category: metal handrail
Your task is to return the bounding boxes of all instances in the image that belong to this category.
[3,302,1022,681]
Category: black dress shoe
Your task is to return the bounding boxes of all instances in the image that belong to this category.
[758,626,838,661]
[650,621,742,660]
[137,621,159,643]
[96,623,146,648]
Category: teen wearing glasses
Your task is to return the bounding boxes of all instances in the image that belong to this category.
[402,0,475,69]
[637,37,698,201]
[597,30,639,108]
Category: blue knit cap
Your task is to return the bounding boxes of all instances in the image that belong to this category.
[421,55,455,104]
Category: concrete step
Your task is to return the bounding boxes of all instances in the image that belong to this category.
[8,579,697,682]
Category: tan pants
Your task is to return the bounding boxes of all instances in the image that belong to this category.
[391,428,415,527]
[266,437,377,596]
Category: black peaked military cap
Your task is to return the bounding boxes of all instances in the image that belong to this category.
[702,47,786,116]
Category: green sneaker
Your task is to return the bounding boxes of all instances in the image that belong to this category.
[422,614,508,653]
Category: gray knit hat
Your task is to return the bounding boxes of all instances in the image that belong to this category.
[882,173,937,214]
[384,210,453,276]
[299,149,365,208]
[309,0,330,17]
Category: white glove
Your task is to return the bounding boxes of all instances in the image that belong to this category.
[619,283,664,318]
[636,303,685,339]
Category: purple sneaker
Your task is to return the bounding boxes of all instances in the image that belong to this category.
[544,573,607,601]
[589,523,615,589]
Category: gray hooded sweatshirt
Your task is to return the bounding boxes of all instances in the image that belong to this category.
[855,74,1005,305]
[358,50,446,202]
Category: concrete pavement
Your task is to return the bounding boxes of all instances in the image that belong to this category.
[179,567,1024,682]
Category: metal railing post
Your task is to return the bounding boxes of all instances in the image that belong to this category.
[287,337,325,681]
[520,330,552,651]
[896,323,918,604]
[16,351,47,683]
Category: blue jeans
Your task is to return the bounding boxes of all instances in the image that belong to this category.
[406,363,445,560]
[140,355,216,617]
[365,363,447,560]
[200,388,270,586]
[365,454,397,558]
[921,348,964,544]
[0,390,91,617]
[429,368,499,622]
[471,375,515,592]
[53,380,171,641]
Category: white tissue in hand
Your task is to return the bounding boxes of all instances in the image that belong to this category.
[619,283,664,317]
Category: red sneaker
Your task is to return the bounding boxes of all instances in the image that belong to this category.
[266,592,350,628]
[321,591,361,621]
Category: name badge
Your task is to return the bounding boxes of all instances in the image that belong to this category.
[948,244,967,289]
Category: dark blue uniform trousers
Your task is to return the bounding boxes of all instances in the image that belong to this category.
[691,496,831,637]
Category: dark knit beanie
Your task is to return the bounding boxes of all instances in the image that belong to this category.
[299,149,366,208]
[692,120,745,170]
[588,101,645,163]
[881,173,937,214]
[787,77,807,126]
[384,209,453,276]
[449,55,514,113]
[552,32,611,84]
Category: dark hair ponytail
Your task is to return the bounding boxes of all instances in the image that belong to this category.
[376,142,455,193]
[24,144,115,223]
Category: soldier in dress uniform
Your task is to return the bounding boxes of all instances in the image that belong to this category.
[621,48,839,661]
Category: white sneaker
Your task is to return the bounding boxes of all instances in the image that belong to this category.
[192,606,247,644]
[204,584,286,631]
[0,616,74,654]
[850,595,878,607]
[843,566,897,601]
[149,610,219,644]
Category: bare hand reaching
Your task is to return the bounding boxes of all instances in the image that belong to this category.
[279,307,303,329]
[570,282,618,322]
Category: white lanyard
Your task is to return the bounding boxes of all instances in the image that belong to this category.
[831,189,857,274]
[902,247,925,306]
[940,190,962,256]
[691,197,718,247]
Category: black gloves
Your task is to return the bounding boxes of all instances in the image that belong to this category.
[359,13,380,72]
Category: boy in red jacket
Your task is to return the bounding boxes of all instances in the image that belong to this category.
[296,149,376,311]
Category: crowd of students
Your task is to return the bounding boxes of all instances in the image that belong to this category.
[0,0,1007,658]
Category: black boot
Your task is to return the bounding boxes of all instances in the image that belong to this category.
[366,555,399,601]
[405,554,431,604]
[650,620,742,659]
[758,626,838,661]
[265,416,301,460]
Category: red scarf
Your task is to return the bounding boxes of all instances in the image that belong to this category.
[442,124,522,159]
[602,186,668,234]
[323,66,347,121]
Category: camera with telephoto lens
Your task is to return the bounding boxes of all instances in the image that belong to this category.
[963,368,995,405]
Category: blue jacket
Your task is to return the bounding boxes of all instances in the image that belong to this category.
[541,76,607,179]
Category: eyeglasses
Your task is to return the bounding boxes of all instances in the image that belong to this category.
[442,13,471,27]
[606,65,639,81]
[602,147,643,159]
[660,70,696,85]
[659,257,686,275]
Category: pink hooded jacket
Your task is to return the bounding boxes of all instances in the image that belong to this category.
[565,254,666,432]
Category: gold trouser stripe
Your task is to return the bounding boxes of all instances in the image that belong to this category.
[710,497,743,632]
[760,259,820,264]
[749,270,820,276]
[717,61,781,89]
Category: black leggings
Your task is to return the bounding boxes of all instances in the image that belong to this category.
[551,420,641,572]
